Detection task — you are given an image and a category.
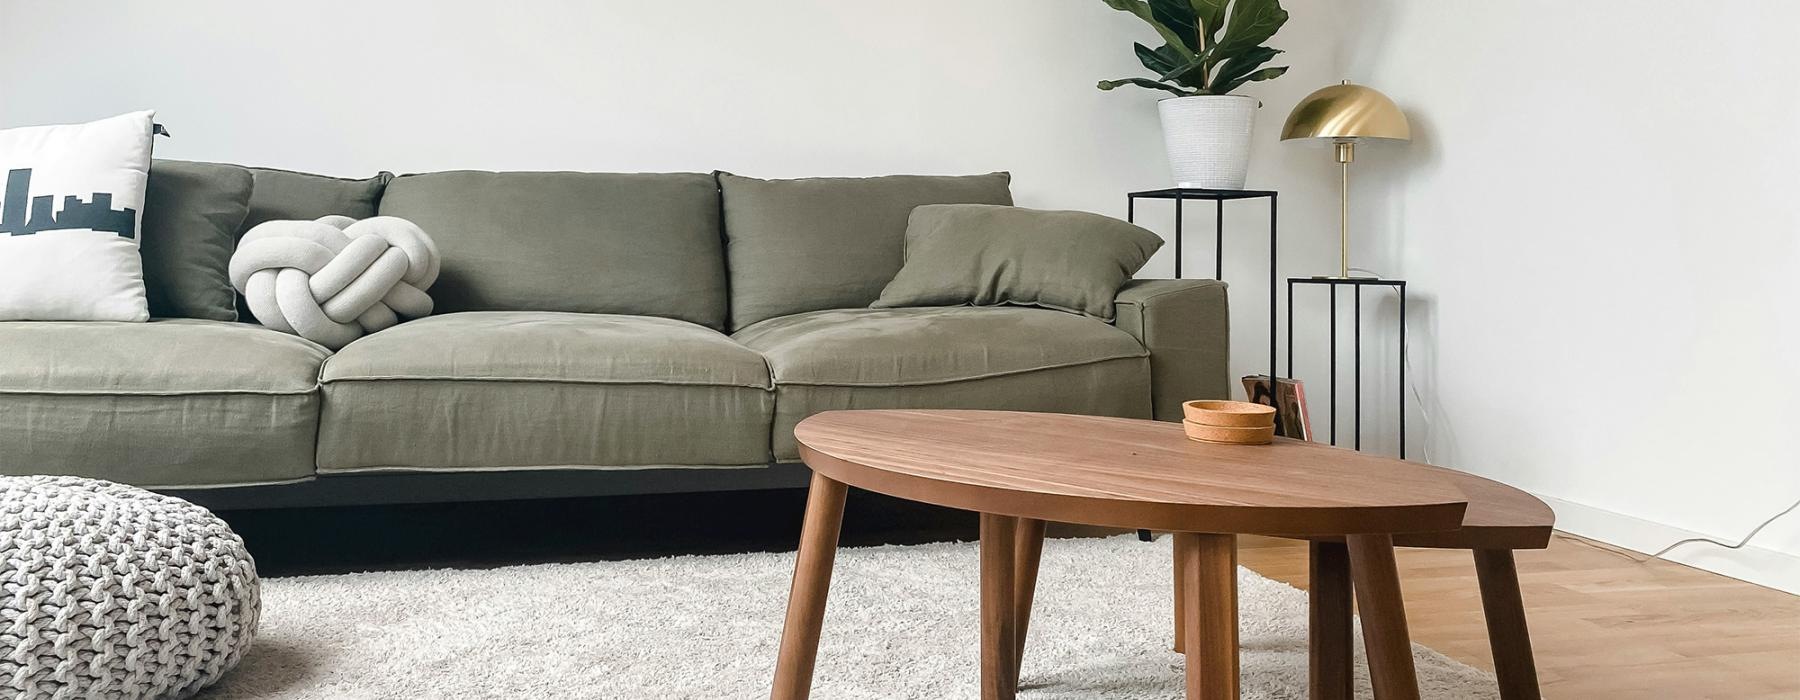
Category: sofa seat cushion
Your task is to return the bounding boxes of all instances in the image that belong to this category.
[733,307,1152,460]
[0,319,328,487]
[318,312,774,472]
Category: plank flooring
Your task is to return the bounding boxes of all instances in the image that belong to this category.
[1236,533,1800,699]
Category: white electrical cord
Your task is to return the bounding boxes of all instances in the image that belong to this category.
[1648,497,1800,559]
[1344,266,1798,560]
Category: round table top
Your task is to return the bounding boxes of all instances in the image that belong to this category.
[795,410,1470,536]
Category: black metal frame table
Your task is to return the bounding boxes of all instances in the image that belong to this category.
[1286,277,1408,458]
[1126,188,1280,386]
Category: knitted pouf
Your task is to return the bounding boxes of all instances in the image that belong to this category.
[1,476,259,700]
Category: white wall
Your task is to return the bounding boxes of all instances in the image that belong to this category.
[1332,0,1800,591]
[3,0,1166,211]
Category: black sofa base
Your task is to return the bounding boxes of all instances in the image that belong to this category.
[162,463,815,511]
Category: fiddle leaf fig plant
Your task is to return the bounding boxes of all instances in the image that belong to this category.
[1098,0,1290,97]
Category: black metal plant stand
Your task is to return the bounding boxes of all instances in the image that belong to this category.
[1286,277,1408,459]
[1126,188,1279,385]
[1128,188,1282,545]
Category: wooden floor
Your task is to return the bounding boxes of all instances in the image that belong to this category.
[1234,532,1800,699]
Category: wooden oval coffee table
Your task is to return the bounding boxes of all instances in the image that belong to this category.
[769,410,1470,700]
[1295,465,1554,700]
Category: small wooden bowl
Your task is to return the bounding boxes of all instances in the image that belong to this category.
[1183,420,1276,445]
[1182,400,1277,428]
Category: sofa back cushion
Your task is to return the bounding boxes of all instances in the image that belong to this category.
[718,172,1012,331]
[377,171,728,329]
[239,167,391,234]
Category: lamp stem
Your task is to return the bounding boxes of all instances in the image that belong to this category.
[1336,141,1355,278]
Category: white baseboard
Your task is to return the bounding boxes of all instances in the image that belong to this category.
[1536,494,1800,595]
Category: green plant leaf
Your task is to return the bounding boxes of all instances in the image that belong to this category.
[1147,0,1200,51]
[1208,65,1288,95]
[1097,77,1197,97]
[1156,51,1214,87]
[1212,0,1288,57]
[1134,42,1184,75]
[1209,46,1281,85]
[1102,0,1196,58]
[1189,0,1229,46]
[1242,66,1287,81]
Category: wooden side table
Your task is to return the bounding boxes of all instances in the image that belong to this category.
[768,410,1468,700]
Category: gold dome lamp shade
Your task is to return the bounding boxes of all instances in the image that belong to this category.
[1281,81,1411,278]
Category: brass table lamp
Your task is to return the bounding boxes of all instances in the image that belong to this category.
[1280,81,1411,278]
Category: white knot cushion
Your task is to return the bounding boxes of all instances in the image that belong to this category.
[1,475,259,700]
[229,215,440,349]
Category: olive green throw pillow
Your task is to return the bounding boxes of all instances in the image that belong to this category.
[873,204,1163,321]
[141,160,255,320]
[718,172,1013,331]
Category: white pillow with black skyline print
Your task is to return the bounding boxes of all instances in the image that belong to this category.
[0,111,155,321]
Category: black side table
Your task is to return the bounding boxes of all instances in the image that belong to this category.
[1126,188,1279,385]
[1286,277,1408,458]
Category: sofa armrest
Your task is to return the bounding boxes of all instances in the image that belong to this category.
[1112,279,1230,421]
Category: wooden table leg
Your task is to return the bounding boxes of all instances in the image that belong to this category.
[1012,518,1047,689]
[980,513,1019,700]
[1177,532,1239,700]
[770,473,849,700]
[1347,534,1421,700]
[1475,549,1542,700]
[1309,540,1354,700]
[1173,532,1192,653]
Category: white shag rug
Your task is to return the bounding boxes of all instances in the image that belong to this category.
[198,536,1497,699]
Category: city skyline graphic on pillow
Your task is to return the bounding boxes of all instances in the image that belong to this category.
[0,167,136,238]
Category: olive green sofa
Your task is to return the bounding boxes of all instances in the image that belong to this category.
[0,166,1229,509]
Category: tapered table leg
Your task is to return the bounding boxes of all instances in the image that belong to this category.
[1309,541,1354,700]
[770,473,849,700]
[1474,549,1541,700]
[1347,534,1420,700]
[1012,518,1047,689]
[1178,532,1239,700]
[1174,532,1192,653]
[980,513,1020,700]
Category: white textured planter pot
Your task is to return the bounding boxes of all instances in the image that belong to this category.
[1157,94,1257,189]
